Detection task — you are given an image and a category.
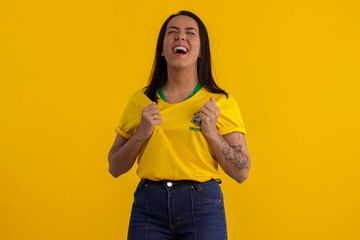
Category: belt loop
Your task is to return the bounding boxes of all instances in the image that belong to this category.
[212,178,222,184]
[192,181,200,190]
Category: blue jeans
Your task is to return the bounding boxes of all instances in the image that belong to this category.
[127,178,228,240]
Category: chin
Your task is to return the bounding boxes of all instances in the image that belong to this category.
[167,60,197,69]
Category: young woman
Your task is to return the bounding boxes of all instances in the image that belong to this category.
[108,10,251,240]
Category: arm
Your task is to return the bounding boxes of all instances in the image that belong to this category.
[205,131,251,183]
[108,102,162,178]
[199,97,251,183]
[108,132,146,178]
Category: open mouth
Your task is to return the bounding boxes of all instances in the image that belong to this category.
[172,45,188,56]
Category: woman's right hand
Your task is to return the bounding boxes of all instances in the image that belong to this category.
[136,102,162,140]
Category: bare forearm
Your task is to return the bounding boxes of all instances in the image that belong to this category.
[108,132,146,178]
[205,131,250,183]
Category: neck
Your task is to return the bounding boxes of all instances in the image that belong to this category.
[164,64,199,92]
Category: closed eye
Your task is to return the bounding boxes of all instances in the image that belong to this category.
[168,31,195,35]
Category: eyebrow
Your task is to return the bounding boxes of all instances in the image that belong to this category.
[167,26,198,32]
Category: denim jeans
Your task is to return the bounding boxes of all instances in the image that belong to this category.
[127,178,228,240]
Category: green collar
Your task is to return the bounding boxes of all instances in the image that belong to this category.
[158,82,202,102]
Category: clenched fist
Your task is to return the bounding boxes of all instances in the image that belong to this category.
[199,97,220,138]
[136,102,162,140]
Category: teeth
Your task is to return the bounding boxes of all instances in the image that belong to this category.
[173,46,188,53]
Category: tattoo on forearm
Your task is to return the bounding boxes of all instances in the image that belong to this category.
[240,133,248,148]
[217,132,249,171]
[232,144,242,153]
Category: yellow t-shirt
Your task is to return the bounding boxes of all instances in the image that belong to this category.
[114,87,246,182]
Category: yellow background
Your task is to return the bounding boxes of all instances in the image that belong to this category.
[1,0,359,239]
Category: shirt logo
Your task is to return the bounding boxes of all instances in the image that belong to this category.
[190,111,201,132]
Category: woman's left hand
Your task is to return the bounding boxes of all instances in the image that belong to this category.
[199,97,220,138]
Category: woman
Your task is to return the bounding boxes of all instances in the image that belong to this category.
[108,10,251,240]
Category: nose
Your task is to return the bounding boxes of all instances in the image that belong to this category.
[175,32,186,41]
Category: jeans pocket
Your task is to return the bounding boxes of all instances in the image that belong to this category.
[192,180,223,204]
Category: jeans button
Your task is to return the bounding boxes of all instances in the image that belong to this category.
[167,181,173,187]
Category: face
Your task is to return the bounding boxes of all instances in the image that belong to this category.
[161,15,201,69]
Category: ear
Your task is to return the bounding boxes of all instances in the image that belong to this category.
[161,50,164,56]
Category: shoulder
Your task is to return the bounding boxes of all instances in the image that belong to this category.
[129,87,147,100]
[201,89,238,109]
[127,87,153,106]
[123,88,151,109]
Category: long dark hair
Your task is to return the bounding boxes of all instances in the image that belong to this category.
[144,10,228,102]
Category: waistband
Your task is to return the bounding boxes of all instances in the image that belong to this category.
[138,178,222,189]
